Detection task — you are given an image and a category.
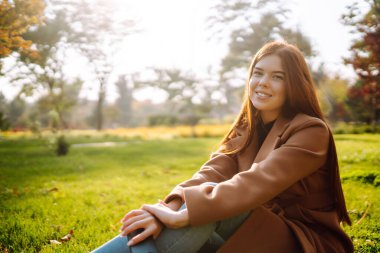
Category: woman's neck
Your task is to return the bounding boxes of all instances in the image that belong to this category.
[260,112,279,124]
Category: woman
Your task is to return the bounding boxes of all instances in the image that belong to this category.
[91,41,353,253]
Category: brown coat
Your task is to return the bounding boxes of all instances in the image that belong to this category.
[165,113,353,253]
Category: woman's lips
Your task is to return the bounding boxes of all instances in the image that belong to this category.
[255,91,272,98]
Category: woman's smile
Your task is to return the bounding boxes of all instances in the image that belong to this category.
[255,91,272,99]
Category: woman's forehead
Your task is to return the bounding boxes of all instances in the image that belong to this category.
[254,54,284,72]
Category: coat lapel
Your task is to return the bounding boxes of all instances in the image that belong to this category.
[253,115,292,163]
[237,130,260,171]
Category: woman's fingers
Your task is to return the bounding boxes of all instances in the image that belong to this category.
[120,218,146,237]
[120,212,149,232]
[119,207,165,246]
[158,199,169,207]
[142,204,165,216]
[120,211,163,237]
[120,209,145,223]
[128,226,154,246]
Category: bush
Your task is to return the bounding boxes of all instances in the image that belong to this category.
[148,115,178,126]
[0,112,10,131]
[342,170,380,187]
[56,135,70,156]
[332,122,380,134]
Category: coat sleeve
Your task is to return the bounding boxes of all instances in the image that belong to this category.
[183,119,330,226]
[164,152,239,203]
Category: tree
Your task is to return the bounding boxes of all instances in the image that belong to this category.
[67,0,138,130]
[0,92,9,130]
[346,81,376,124]
[12,9,82,129]
[316,75,351,122]
[7,0,137,130]
[34,78,82,129]
[134,68,214,132]
[7,96,27,128]
[342,0,380,130]
[208,0,314,71]
[115,75,134,127]
[0,0,45,72]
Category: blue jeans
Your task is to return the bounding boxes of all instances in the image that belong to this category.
[90,207,249,253]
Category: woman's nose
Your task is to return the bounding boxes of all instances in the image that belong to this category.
[258,75,269,87]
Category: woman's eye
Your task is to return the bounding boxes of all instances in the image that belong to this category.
[253,71,263,77]
[273,75,284,80]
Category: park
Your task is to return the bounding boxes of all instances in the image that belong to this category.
[0,0,379,252]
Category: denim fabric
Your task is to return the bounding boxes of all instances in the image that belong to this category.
[155,207,249,253]
[90,234,158,253]
[90,235,131,253]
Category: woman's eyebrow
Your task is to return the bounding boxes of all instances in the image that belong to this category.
[254,67,285,75]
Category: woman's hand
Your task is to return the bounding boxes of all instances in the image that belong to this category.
[142,201,190,229]
[120,209,163,246]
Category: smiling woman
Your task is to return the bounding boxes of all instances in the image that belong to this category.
[90,41,354,253]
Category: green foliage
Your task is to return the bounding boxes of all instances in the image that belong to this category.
[332,122,380,134]
[56,135,70,156]
[148,114,178,126]
[0,111,10,131]
[0,0,45,63]
[316,76,351,122]
[343,170,380,187]
[134,68,213,126]
[115,75,134,127]
[0,134,379,252]
[342,0,380,128]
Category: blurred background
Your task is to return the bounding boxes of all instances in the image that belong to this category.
[0,0,379,133]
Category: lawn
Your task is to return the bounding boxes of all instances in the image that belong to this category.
[0,134,379,252]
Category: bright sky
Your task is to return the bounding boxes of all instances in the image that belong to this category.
[0,0,366,102]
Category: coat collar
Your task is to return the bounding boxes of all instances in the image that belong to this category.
[253,115,292,163]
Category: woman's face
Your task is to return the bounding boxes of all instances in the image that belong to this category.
[249,54,286,123]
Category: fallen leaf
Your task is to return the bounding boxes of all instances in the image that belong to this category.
[50,240,62,245]
[12,188,19,197]
[48,187,59,193]
[60,229,74,242]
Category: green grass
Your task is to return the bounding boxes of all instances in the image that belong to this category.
[0,134,379,252]
[335,135,380,252]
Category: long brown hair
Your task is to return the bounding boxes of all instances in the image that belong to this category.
[220,41,351,225]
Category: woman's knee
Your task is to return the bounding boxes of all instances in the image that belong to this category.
[156,223,216,253]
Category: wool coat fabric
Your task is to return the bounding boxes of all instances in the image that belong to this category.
[164,113,353,253]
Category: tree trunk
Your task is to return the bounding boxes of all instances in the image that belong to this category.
[371,83,377,133]
[96,83,105,131]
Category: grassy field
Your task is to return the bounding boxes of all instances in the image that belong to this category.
[0,133,379,252]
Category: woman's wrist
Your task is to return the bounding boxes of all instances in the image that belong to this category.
[166,198,183,211]
[178,208,190,227]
